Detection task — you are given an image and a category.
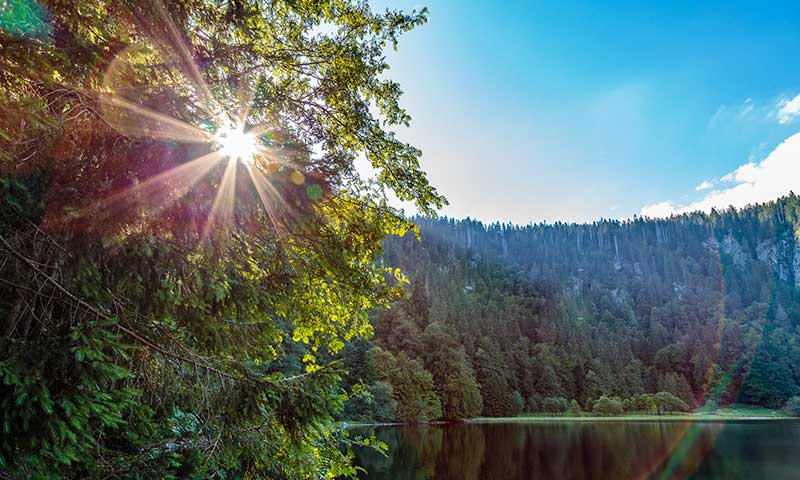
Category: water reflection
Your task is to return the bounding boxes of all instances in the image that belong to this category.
[353,420,800,479]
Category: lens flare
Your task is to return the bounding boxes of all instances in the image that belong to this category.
[66,4,321,242]
[217,125,259,164]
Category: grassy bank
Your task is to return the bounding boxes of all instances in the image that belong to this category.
[469,405,796,423]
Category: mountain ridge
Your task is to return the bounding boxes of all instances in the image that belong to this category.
[341,193,800,421]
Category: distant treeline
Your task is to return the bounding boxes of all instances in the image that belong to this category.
[341,194,800,421]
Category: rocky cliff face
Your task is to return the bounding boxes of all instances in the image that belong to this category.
[721,232,800,286]
[794,239,800,288]
[754,235,798,285]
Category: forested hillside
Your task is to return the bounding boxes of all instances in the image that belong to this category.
[342,194,800,420]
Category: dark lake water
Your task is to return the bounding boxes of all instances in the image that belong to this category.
[352,420,800,479]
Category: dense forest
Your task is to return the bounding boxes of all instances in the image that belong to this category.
[341,194,800,421]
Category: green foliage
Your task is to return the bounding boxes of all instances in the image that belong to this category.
[653,392,691,413]
[566,399,582,417]
[0,320,140,477]
[343,382,397,423]
[592,396,624,416]
[366,347,441,422]
[657,372,696,408]
[420,323,482,419]
[700,399,719,412]
[636,394,659,415]
[541,397,569,415]
[783,396,800,416]
[0,0,443,477]
[341,195,800,421]
[511,391,525,415]
[621,398,635,412]
[741,326,799,408]
[474,344,517,417]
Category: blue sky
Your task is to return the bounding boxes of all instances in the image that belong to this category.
[364,0,800,223]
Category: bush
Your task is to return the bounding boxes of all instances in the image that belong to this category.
[541,396,569,414]
[654,391,690,413]
[621,398,635,412]
[699,399,719,412]
[635,394,658,414]
[565,399,582,416]
[784,396,800,416]
[592,395,624,416]
[343,381,397,423]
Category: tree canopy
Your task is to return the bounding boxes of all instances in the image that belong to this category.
[341,196,800,422]
[0,0,442,478]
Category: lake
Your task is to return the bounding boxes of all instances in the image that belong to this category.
[352,420,800,479]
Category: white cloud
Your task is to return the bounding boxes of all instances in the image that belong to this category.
[695,180,713,191]
[777,94,800,124]
[641,131,800,218]
[641,201,679,218]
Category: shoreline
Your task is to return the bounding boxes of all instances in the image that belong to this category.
[344,413,799,428]
[467,414,797,423]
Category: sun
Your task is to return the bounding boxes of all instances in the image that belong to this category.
[216,124,260,164]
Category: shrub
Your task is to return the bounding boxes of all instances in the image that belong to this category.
[542,396,569,414]
[654,391,690,413]
[784,396,800,416]
[699,399,719,412]
[636,394,658,414]
[621,398,635,412]
[592,395,624,416]
[565,399,582,416]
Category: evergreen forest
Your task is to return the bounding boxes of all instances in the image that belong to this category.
[342,195,800,421]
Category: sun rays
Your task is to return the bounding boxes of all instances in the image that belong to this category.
[85,88,302,241]
[51,0,319,243]
[72,0,318,240]
[216,125,261,165]
[85,95,301,240]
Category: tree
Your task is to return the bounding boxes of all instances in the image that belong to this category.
[657,372,696,408]
[527,394,542,412]
[541,397,569,414]
[511,391,525,415]
[421,323,482,419]
[635,394,659,415]
[367,347,442,422]
[621,359,645,397]
[343,381,397,423]
[654,392,690,413]
[0,0,443,477]
[740,327,798,408]
[583,370,604,401]
[474,345,516,417]
[592,396,624,416]
[783,396,800,416]
[566,399,582,416]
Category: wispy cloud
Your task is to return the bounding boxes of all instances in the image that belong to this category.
[641,131,800,218]
[777,94,800,124]
[695,180,713,191]
[709,95,800,128]
[709,98,762,128]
